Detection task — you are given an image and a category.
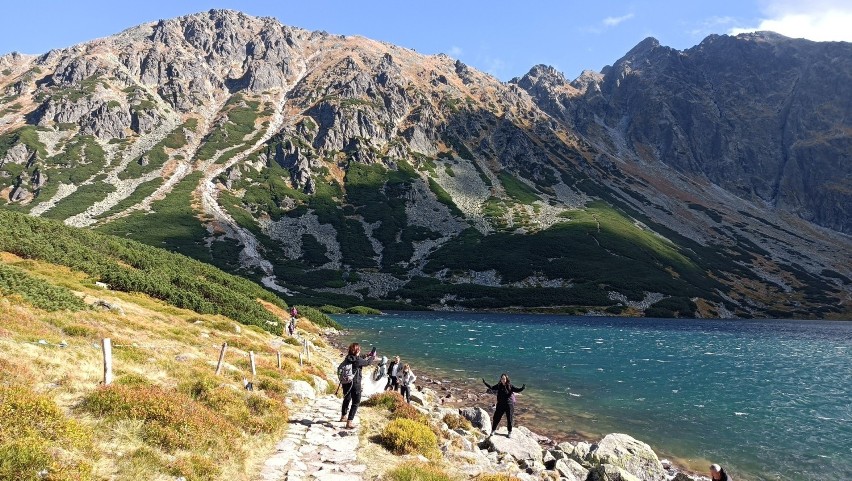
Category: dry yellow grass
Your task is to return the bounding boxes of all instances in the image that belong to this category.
[0,255,338,480]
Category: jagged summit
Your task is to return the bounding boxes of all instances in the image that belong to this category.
[0,10,849,319]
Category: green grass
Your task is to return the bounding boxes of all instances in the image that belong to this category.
[427,178,464,217]
[497,171,540,205]
[42,182,116,220]
[195,94,260,162]
[96,178,164,218]
[0,263,87,311]
[1,209,288,333]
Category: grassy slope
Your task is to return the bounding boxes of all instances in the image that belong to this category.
[0,251,339,480]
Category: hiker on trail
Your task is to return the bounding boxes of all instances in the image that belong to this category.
[482,373,525,438]
[290,306,299,319]
[710,464,733,481]
[384,355,401,391]
[337,342,376,429]
[287,317,296,336]
[399,363,416,403]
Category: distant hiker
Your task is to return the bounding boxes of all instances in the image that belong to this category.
[399,363,416,403]
[290,306,299,319]
[482,373,525,438]
[384,355,401,391]
[710,464,733,481]
[373,355,388,381]
[336,342,376,429]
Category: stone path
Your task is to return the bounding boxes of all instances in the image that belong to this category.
[257,395,368,481]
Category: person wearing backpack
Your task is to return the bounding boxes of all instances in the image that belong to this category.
[399,363,416,403]
[482,373,525,438]
[384,356,401,391]
[336,342,376,429]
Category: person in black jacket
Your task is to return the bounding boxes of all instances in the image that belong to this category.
[710,464,733,481]
[482,373,525,438]
[338,342,375,429]
[384,355,401,391]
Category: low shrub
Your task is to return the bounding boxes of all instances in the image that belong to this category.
[283,336,301,346]
[168,454,220,480]
[385,462,454,481]
[380,418,439,458]
[0,263,87,312]
[362,391,404,410]
[443,413,473,431]
[317,305,346,314]
[81,385,237,453]
[61,324,99,338]
[0,386,94,480]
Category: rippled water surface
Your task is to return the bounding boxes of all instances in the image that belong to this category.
[333,312,852,481]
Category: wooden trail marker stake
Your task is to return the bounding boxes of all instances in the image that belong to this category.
[215,342,228,375]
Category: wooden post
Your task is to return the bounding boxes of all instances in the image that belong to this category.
[299,353,303,366]
[276,351,281,369]
[307,342,310,363]
[249,351,256,377]
[215,342,228,375]
[102,338,113,385]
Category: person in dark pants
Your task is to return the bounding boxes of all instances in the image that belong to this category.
[384,355,401,391]
[482,373,525,438]
[399,363,416,403]
[338,342,375,429]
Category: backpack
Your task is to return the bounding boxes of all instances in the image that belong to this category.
[337,360,355,384]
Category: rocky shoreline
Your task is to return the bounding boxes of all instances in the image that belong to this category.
[326,332,709,481]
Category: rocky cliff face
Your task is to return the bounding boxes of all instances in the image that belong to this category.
[517,33,852,234]
[0,10,849,319]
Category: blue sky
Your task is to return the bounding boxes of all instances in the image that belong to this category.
[2,1,851,81]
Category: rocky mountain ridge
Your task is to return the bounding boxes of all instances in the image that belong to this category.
[1,10,850,319]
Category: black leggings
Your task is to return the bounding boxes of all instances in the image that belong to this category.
[492,402,514,433]
[400,384,411,403]
[341,383,362,421]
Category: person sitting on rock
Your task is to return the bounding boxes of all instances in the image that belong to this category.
[710,463,733,481]
[399,363,416,403]
[482,373,525,438]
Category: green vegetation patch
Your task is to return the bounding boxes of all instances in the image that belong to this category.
[0,262,87,311]
[96,177,164,218]
[42,181,115,220]
[385,463,453,481]
[0,385,94,480]
[195,94,261,162]
[1,209,287,333]
[380,418,439,458]
[497,171,540,205]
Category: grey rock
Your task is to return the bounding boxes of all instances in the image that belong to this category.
[586,434,666,481]
[554,459,589,481]
[459,407,490,430]
[586,464,642,481]
[485,426,542,463]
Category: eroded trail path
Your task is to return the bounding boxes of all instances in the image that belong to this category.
[257,395,368,481]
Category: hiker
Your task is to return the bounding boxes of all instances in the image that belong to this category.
[399,363,416,403]
[287,317,296,336]
[482,373,525,438]
[710,464,733,481]
[290,306,299,319]
[373,355,388,381]
[337,342,376,429]
[384,355,401,391]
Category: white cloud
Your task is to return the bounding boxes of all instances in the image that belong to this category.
[730,1,852,42]
[602,13,634,27]
[447,46,463,58]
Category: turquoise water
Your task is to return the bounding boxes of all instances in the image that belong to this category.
[332,312,852,481]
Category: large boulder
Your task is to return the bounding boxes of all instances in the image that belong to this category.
[459,407,490,430]
[485,426,542,464]
[285,380,316,400]
[587,464,642,481]
[559,440,594,467]
[587,433,666,481]
[554,458,589,481]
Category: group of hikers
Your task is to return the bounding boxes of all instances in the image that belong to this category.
[332,341,733,480]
